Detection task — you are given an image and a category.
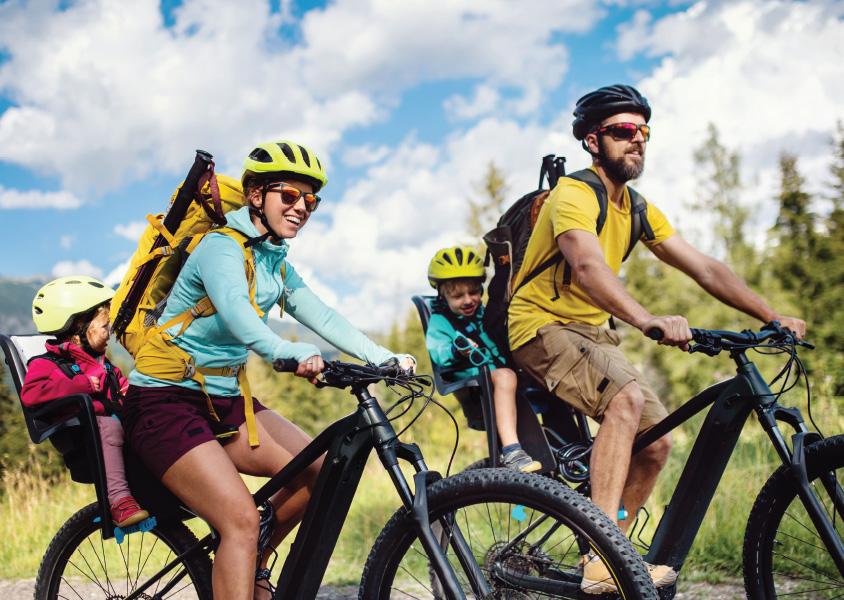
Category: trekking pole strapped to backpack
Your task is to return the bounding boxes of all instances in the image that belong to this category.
[112,150,217,339]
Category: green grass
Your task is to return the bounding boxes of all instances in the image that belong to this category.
[0,398,839,585]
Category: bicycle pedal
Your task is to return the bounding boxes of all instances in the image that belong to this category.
[114,516,157,544]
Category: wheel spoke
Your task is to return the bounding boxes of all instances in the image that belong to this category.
[43,504,209,599]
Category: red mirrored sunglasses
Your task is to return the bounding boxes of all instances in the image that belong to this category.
[595,122,651,142]
[264,183,321,213]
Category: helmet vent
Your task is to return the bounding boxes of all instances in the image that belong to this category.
[455,247,464,263]
[33,307,43,314]
[88,281,104,288]
[315,157,322,170]
[249,148,273,163]
[442,254,453,265]
[67,280,81,284]
[298,145,311,167]
[277,143,296,163]
[467,251,476,263]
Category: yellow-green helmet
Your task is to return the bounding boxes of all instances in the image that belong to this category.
[428,246,485,288]
[242,140,328,192]
[32,276,114,335]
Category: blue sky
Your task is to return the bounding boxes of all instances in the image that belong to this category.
[1,0,842,329]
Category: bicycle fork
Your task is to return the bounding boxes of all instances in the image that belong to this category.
[761,406,844,577]
[366,394,493,599]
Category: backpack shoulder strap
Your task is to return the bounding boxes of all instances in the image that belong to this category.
[27,352,79,380]
[558,169,609,290]
[566,169,609,234]
[209,227,264,318]
[623,186,655,261]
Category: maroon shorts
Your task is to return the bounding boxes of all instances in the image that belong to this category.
[122,385,268,480]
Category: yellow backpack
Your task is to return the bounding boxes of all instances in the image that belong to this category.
[111,164,274,447]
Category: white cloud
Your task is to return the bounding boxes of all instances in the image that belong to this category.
[0,185,83,209]
[51,259,103,279]
[444,85,500,121]
[114,221,148,241]
[613,0,844,250]
[341,144,390,168]
[59,235,75,250]
[104,260,130,288]
[0,0,603,194]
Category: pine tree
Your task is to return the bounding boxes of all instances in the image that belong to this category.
[467,162,508,238]
[691,124,756,280]
[813,122,844,393]
[771,153,821,321]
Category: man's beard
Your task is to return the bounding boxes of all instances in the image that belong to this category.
[598,141,646,183]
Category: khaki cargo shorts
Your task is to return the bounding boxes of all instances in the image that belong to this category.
[513,322,668,432]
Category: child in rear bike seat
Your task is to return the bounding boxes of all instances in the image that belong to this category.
[426,246,541,473]
[22,276,149,528]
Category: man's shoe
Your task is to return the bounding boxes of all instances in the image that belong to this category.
[580,553,617,595]
[646,562,678,587]
[111,496,150,528]
[502,448,542,473]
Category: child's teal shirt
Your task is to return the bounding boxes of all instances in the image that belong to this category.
[425,304,505,380]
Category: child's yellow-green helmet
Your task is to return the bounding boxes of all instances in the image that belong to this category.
[428,246,485,288]
[242,140,328,192]
[32,276,114,335]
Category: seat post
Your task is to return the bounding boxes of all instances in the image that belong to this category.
[478,367,500,467]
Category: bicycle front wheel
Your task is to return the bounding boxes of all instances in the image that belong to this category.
[359,468,656,599]
[35,502,213,599]
[744,434,844,599]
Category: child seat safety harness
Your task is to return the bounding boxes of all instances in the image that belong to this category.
[28,353,124,417]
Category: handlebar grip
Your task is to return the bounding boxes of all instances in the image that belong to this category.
[272,359,299,373]
[645,328,663,341]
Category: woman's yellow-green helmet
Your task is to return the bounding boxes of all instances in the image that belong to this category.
[242,140,328,192]
[32,276,115,335]
[428,246,485,288]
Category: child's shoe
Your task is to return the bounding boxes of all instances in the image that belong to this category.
[502,448,542,473]
[111,496,150,528]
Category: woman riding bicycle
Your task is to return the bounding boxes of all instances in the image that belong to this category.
[123,140,414,600]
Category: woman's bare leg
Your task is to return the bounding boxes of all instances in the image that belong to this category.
[223,409,324,598]
[161,440,259,600]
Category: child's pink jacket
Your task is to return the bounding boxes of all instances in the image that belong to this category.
[21,341,128,415]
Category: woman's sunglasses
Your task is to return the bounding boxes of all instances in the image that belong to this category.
[265,183,321,213]
[595,122,651,142]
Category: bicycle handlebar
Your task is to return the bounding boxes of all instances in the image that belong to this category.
[646,321,814,356]
[272,358,425,389]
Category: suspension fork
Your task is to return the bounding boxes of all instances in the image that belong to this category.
[759,405,844,576]
[369,394,492,599]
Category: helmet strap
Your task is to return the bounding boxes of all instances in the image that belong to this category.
[246,186,283,246]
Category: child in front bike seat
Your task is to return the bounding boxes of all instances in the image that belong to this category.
[426,246,541,473]
[22,276,149,528]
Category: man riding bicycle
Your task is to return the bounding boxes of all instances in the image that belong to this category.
[508,83,806,594]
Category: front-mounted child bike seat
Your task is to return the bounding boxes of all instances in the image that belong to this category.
[411,296,557,472]
[412,295,487,429]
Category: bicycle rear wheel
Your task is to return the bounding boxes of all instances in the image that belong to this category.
[744,434,844,599]
[359,468,656,599]
[35,502,213,599]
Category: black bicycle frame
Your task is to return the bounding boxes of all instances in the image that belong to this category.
[631,349,844,575]
[125,382,490,600]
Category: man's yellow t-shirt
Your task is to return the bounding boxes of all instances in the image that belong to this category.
[508,173,675,350]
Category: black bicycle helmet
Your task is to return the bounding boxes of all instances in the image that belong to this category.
[572,84,651,141]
